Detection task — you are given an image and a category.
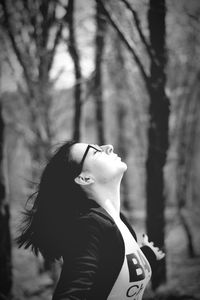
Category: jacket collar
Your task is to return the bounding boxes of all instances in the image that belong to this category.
[87,200,137,241]
[88,201,116,224]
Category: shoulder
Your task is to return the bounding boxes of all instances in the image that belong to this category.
[73,205,127,245]
[65,207,120,255]
[77,206,116,233]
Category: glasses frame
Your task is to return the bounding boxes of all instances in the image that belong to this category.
[79,145,102,171]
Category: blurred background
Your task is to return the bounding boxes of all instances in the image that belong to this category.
[0,0,200,299]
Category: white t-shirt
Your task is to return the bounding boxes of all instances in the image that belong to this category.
[107,218,152,300]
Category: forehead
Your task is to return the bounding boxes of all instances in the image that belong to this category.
[70,143,89,163]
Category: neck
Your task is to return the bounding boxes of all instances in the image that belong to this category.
[89,181,121,220]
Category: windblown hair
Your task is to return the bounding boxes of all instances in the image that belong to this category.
[16,141,90,261]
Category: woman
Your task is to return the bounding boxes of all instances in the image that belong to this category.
[17,141,164,300]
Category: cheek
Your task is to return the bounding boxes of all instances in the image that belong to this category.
[93,159,112,174]
[92,158,120,178]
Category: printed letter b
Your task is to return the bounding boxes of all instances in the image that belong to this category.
[126,253,145,282]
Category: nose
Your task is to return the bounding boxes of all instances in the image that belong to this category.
[101,144,114,154]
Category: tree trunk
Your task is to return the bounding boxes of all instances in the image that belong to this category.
[113,37,131,212]
[146,0,169,289]
[0,102,12,299]
[94,0,106,145]
[176,72,200,259]
[66,0,83,141]
[116,102,131,211]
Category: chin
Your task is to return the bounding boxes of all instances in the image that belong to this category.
[120,161,128,172]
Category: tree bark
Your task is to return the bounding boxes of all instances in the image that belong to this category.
[176,72,200,258]
[112,36,131,211]
[94,0,107,145]
[66,0,83,141]
[146,0,169,289]
[0,101,12,299]
[116,102,131,211]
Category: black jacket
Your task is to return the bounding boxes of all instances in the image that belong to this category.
[52,204,157,300]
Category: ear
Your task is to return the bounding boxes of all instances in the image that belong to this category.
[74,173,95,186]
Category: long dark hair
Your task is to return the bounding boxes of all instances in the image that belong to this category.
[16,141,91,261]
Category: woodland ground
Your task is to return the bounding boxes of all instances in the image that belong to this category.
[11,205,200,300]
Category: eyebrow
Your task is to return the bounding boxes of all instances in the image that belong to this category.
[92,147,101,154]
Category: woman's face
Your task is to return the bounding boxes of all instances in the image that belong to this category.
[70,143,127,184]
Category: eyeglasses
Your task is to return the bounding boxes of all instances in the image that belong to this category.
[79,145,102,170]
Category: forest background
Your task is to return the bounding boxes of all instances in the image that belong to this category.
[0,0,200,299]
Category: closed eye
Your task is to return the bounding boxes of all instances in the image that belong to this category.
[94,149,103,154]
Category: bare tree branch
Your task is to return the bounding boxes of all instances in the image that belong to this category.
[119,0,158,66]
[98,0,150,90]
[0,0,65,182]
[1,0,35,99]
[48,21,64,72]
